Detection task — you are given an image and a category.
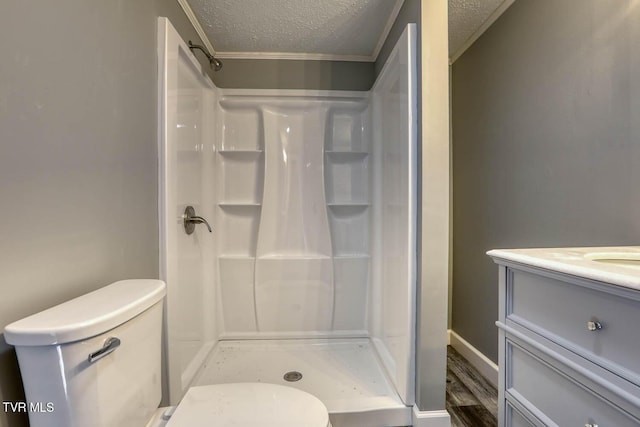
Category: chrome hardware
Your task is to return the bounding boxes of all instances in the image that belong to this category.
[587,321,603,331]
[183,206,212,235]
[88,337,121,363]
[188,41,223,71]
[283,371,303,382]
[585,423,598,427]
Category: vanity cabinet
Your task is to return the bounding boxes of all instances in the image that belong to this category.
[490,251,640,427]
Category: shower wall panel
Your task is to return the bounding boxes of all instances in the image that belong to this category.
[159,19,220,402]
[216,93,371,338]
[369,24,417,406]
[256,105,333,331]
[215,101,264,335]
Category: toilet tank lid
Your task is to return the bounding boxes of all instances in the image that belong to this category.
[4,280,166,346]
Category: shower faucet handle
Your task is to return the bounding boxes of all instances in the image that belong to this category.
[183,206,213,234]
[188,215,212,232]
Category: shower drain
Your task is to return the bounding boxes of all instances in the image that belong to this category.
[283,371,303,382]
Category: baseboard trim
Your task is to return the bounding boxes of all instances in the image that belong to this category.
[448,330,499,387]
[412,407,451,427]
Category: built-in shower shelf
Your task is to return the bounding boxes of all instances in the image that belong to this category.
[219,255,256,260]
[219,149,264,155]
[218,202,262,207]
[256,254,332,260]
[333,254,370,259]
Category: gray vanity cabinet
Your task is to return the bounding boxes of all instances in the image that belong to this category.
[493,262,640,427]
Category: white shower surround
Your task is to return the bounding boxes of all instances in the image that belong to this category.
[217,92,371,338]
[159,18,417,426]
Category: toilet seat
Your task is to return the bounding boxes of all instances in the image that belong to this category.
[166,383,331,427]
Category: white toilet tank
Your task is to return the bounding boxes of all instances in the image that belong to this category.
[4,279,166,427]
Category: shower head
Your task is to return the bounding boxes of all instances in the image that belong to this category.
[210,57,223,72]
[188,40,223,72]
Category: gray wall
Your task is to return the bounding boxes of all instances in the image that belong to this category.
[213,59,374,90]
[0,1,206,426]
[452,0,640,363]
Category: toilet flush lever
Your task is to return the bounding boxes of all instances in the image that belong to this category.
[88,337,121,364]
[183,206,212,235]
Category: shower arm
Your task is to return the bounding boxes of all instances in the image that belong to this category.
[188,40,223,71]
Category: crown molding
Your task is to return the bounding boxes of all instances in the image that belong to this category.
[177,0,217,55]
[372,0,405,61]
[214,51,373,62]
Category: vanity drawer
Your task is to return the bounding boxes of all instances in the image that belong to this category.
[508,269,640,382]
[508,341,640,427]
[505,402,536,427]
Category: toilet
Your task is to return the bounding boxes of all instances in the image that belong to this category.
[4,280,331,427]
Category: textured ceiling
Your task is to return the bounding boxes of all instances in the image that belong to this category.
[449,0,509,57]
[187,0,512,61]
[188,0,402,59]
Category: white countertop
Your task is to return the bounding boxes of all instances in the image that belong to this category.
[487,246,640,291]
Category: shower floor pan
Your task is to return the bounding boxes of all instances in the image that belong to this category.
[192,337,412,427]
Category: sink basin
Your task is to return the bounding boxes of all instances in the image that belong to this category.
[584,252,640,270]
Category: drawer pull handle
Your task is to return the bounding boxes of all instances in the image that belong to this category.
[587,321,603,331]
[585,424,598,427]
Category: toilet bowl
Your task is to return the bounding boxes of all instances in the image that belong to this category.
[165,383,330,426]
[4,280,330,427]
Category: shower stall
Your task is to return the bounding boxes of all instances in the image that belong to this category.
[158,17,417,426]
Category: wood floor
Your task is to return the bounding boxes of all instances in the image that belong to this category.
[446,346,498,427]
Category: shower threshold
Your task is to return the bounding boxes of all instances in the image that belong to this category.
[192,337,412,427]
